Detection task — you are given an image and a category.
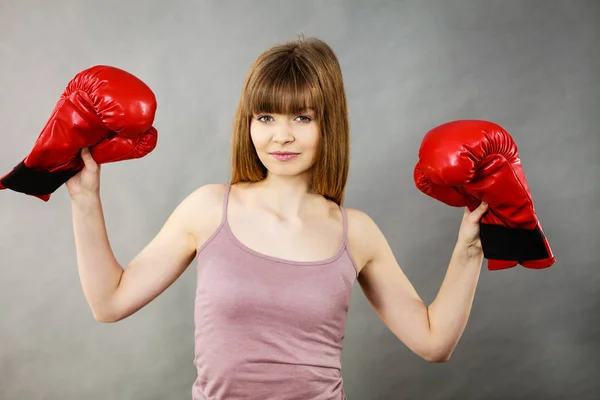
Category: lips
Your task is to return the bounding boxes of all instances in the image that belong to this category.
[270,152,300,161]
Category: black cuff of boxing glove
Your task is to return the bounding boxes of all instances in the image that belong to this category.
[0,160,80,196]
[479,223,550,261]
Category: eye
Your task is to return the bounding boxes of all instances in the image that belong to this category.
[256,115,274,123]
[295,115,313,123]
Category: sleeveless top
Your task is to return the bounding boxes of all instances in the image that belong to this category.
[191,184,359,400]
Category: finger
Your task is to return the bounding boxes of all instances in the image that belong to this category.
[470,201,489,220]
[81,147,95,164]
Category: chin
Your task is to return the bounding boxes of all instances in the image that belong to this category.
[270,166,308,176]
[266,163,313,177]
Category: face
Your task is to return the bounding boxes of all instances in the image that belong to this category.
[250,109,319,179]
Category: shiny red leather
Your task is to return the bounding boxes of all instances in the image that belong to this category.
[414,120,555,270]
[0,65,157,201]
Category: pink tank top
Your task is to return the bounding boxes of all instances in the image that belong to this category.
[191,184,358,399]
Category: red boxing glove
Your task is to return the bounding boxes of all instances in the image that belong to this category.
[414,120,555,270]
[0,65,158,201]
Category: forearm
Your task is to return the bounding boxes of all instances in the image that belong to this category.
[72,195,124,321]
[427,243,484,359]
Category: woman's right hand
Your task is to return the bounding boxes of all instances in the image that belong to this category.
[66,148,101,203]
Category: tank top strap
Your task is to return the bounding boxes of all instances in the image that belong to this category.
[339,205,349,246]
[221,183,232,225]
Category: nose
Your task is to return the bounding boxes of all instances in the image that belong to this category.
[272,121,294,144]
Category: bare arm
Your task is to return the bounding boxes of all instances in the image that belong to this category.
[426,242,483,360]
[71,184,223,322]
[349,204,487,362]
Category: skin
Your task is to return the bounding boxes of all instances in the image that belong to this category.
[67,108,488,364]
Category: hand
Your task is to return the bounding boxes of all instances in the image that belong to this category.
[66,148,101,202]
[456,202,489,254]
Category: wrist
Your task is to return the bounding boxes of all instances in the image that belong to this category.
[452,241,484,264]
[71,193,102,213]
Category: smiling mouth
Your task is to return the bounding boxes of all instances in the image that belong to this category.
[270,152,300,161]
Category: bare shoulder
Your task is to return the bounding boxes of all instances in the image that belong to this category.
[344,207,385,274]
[173,183,227,249]
[184,183,227,207]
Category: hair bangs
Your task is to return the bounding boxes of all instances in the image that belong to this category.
[244,59,324,118]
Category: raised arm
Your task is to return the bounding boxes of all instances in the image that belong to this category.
[348,203,488,362]
[69,151,224,322]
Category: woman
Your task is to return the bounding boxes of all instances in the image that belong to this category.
[67,37,489,400]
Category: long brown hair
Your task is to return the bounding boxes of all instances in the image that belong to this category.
[230,36,350,205]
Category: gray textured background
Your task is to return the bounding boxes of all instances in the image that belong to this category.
[1,1,598,399]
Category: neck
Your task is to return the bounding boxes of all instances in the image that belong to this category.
[253,173,315,220]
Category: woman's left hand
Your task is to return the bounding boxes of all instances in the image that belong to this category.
[456,202,489,254]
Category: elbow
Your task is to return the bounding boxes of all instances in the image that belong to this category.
[92,308,122,323]
[421,344,453,363]
[93,312,117,323]
[94,314,118,323]
[423,352,451,363]
[89,297,127,323]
